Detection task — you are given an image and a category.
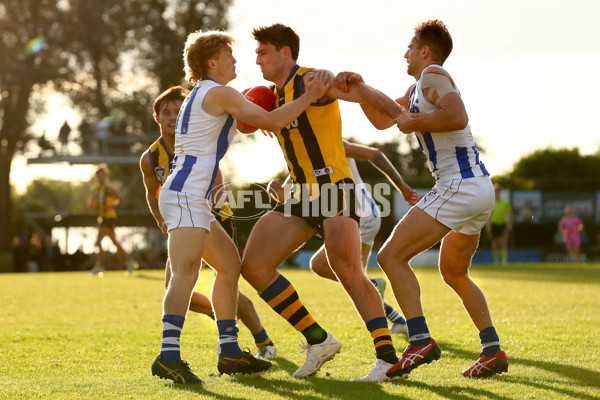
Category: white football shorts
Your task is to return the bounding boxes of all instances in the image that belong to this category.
[159,189,216,232]
[359,212,381,246]
[417,176,494,235]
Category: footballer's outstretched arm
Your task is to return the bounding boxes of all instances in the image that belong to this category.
[308,69,402,129]
[205,75,328,133]
[343,140,417,205]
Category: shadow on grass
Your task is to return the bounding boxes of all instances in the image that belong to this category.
[440,341,600,400]
[164,356,512,400]
[236,357,523,400]
[158,340,600,400]
[223,356,405,400]
[132,273,164,281]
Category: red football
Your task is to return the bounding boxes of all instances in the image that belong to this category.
[239,85,276,132]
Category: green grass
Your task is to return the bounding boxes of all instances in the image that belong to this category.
[1,263,599,399]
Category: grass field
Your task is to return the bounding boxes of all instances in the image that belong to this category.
[1,263,599,399]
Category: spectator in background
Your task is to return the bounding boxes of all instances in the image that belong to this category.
[26,233,44,273]
[11,235,28,273]
[486,183,513,265]
[558,204,584,263]
[79,120,94,154]
[37,130,55,157]
[58,121,71,155]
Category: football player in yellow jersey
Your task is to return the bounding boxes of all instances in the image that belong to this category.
[140,86,277,362]
[87,163,135,274]
[241,23,403,381]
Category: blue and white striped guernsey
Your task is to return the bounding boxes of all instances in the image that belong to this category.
[408,64,489,182]
[162,79,237,200]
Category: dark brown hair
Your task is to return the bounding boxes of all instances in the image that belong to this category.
[414,19,453,64]
[252,23,300,61]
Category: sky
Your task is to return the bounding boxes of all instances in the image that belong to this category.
[12,0,600,191]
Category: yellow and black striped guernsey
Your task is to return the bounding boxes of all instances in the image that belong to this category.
[147,137,174,184]
[274,65,354,198]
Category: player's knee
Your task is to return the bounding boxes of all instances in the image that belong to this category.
[330,259,360,283]
[377,245,395,271]
[440,268,467,288]
[377,243,411,271]
[240,260,260,285]
[171,258,201,276]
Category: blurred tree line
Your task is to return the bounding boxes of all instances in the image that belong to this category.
[2,1,599,259]
[0,0,232,251]
[492,148,600,191]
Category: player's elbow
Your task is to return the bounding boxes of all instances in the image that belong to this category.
[265,122,282,132]
[367,114,395,130]
[370,148,384,162]
[457,115,469,130]
[447,114,468,131]
[372,120,392,130]
[453,110,469,130]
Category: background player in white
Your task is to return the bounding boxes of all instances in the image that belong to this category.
[141,86,277,362]
[336,19,508,379]
[151,30,328,384]
[268,139,417,333]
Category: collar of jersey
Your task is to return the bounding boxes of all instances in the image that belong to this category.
[281,65,300,88]
[159,137,173,156]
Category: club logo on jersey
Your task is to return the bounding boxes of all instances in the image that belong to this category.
[154,166,167,182]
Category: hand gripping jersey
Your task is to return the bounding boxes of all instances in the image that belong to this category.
[162,79,237,200]
[274,65,353,199]
[408,64,489,182]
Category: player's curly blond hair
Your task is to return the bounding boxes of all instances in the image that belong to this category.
[184,31,234,85]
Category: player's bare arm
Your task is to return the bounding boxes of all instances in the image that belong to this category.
[396,68,468,133]
[204,78,328,132]
[267,175,292,203]
[87,187,96,209]
[334,71,411,130]
[396,92,467,133]
[139,153,167,236]
[343,140,417,205]
[311,69,402,126]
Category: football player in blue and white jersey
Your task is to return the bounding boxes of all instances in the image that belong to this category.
[335,19,508,380]
[151,30,329,384]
